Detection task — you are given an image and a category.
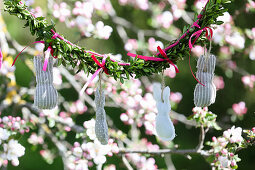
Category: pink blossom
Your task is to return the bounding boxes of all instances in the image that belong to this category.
[212,136,217,142]
[30,6,43,18]
[192,45,204,57]
[213,76,225,90]
[124,39,138,51]
[221,149,228,155]
[148,38,164,53]
[232,101,248,116]
[170,92,182,103]
[72,1,93,18]
[156,11,173,28]
[227,60,237,70]
[249,46,255,60]
[220,46,231,56]
[53,3,71,22]
[164,66,176,78]
[172,0,186,20]
[194,0,207,10]
[246,1,255,11]
[218,156,229,168]
[225,32,245,49]
[242,75,255,89]
[252,28,255,39]
[95,21,113,39]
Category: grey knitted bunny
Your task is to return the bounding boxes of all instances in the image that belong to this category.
[34,56,58,109]
[95,87,108,145]
[194,54,216,107]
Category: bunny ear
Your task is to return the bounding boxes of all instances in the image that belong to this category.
[153,83,162,101]
[162,86,170,103]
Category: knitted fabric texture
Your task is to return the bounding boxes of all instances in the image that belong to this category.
[194,54,216,107]
[95,87,108,145]
[153,83,175,141]
[34,56,58,109]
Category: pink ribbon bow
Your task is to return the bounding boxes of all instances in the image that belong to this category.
[157,46,179,73]
[80,55,108,95]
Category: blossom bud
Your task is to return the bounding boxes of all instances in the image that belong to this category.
[252,127,255,133]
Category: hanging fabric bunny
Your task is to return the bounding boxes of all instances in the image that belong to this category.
[34,56,58,109]
[153,83,175,141]
[95,87,108,145]
[194,54,216,107]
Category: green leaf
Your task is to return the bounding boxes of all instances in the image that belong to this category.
[206,155,215,163]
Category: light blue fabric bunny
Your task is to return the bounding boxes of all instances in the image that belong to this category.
[153,83,175,141]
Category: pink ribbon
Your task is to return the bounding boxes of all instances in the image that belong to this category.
[157,46,179,73]
[0,48,3,69]
[189,27,213,49]
[127,48,179,73]
[43,47,51,71]
[80,55,108,95]
[12,41,45,66]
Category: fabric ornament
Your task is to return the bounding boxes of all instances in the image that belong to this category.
[196,54,216,74]
[34,56,58,109]
[153,83,175,141]
[194,54,216,107]
[95,87,108,145]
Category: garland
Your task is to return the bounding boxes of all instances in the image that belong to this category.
[3,0,230,83]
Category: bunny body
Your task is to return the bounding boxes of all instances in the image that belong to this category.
[194,55,216,107]
[34,56,58,109]
[95,88,108,145]
[153,83,175,141]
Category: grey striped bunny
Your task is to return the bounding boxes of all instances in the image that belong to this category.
[95,87,108,145]
[194,54,216,107]
[34,56,58,109]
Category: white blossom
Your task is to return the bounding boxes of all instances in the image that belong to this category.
[83,119,96,140]
[218,156,229,168]
[0,128,10,143]
[2,139,25,162]
[84,139,111,165]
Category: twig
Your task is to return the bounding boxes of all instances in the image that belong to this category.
[196,126,209,152]
[164,154,176,170]
[122,155,134,170]
[58,66,96,109]
[118,148,203,155]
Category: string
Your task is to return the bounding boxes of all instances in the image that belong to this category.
[161,71,165,103]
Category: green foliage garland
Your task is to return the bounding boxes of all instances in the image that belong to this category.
[4,0,231,83]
